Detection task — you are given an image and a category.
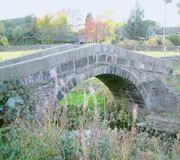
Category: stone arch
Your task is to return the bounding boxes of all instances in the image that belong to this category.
[57,65,150,111]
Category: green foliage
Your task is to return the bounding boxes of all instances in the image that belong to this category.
[124,3,149,40]
[0,79,35,127]
[144,20,159,27]
[0,22,3,35]
[58,78,133,130]
[167,34,180,46]
[144,35,161,45]
[0,36,9,46]
[12,26,23,42]
[4,21,13,41]
[0,78,179,159]
[0,109,179,159]
[37,14,53,44]
[0,12,78,45]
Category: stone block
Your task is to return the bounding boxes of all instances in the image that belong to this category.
[61,61,74,72]
[89,55,96,64]
[98,54,106,62]
[107,56,112,63]
[75,57,88,68]
[117,58,127,65]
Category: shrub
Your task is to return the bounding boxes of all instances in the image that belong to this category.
[144,35,160,45]
[0,79,35,127]
[0,36,9,46]
[167,34,180,46]
[118,40,140,50]
[1,106,179,160]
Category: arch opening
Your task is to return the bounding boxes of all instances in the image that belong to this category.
[96,74,145,109]
[57,66,149,112]
[57,66,149,124]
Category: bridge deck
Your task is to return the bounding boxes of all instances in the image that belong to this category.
[0,44,173,82]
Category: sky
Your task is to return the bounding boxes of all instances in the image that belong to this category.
[0,0,180,27]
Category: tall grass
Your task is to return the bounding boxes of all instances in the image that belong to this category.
[1,86,180,159]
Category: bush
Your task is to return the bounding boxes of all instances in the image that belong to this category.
[118,40,140,50]
[0,79,35,127]
[167,34,180,46]
[144,35,161,45]
[0,36,9,46]
[0,107,179,160]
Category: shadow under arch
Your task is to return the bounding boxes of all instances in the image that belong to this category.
[57,65,150,112]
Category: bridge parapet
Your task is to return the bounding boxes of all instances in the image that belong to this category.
[0,44,179,116]
[0,44,80,67]
[0,44,173,82]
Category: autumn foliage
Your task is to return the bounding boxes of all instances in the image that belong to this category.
[79,13,111,43]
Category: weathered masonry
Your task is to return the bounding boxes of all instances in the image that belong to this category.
[0,44,179,115]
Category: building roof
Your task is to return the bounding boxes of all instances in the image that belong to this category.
[149,27,180,35]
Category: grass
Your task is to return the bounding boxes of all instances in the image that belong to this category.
[59,93,105,109]
[1,96,180,160]
[136,51,180,57]
[0,50,37,61]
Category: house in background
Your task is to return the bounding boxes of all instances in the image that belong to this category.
[148,27,180,38]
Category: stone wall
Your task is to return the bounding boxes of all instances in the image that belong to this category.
[0,44,80,67]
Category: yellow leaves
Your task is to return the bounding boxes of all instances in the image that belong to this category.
[37,13,53,27]
[144,35,159,45]
[37,12,68,29]
[52,12,67,26]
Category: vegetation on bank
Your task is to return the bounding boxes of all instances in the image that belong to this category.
[1,77,180,159]
[1,109,180,160]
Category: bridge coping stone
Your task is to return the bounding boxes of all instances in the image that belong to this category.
[0,44,173,82]
[0,44,80,67]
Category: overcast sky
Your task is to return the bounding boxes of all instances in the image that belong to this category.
[0,0,180,27]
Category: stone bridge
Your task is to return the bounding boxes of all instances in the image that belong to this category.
[0,44,179,116]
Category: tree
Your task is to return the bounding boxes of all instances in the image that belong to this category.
[0,22,3,35]
[124,3,148,40]
[12,26,23,42]
[79,13,111,43]
[22,15,38,45]
[4,20,13,41]
[144,20,159,27]
[51,12,78,43]
[37,14,53,44]
[84,13,94,42]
